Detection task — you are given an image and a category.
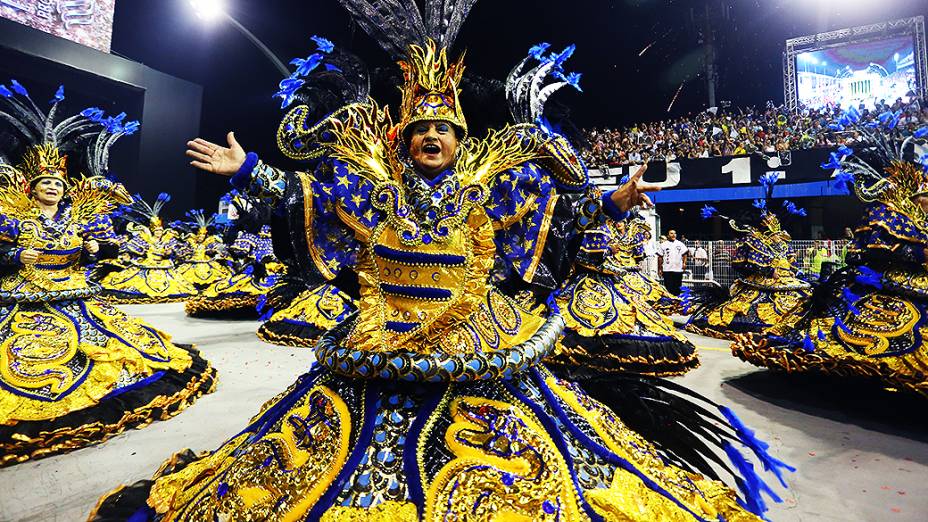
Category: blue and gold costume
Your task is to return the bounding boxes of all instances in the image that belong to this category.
[546,214,699,377]
[686,210,812,340]
[174,210,235,290]
[186,225,285,316]
[100,195,199,303]
[733,121,928,398]
[91,12,788,521]
[257,282,356,347]
[0,85,216,467]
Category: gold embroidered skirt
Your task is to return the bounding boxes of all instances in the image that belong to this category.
[686,275,811,340]
[257,283,356,347]
[101,261,199,304]
[176,259,235,290]
[185,268,281,317]
[88,364,771,522]
[545,270,699,377]
[0,298,216,467]
[731,271,928,399]
[90,315,792,521]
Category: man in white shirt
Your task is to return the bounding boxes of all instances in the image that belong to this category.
[658,229,688,296]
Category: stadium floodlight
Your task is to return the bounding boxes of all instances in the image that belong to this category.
[187,0,289,76]
[189,0,227,22]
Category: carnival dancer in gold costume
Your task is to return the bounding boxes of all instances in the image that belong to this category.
[733,110,928,399]
[685,175,812,339]
[100,194,199,303]
[499,56,696,378]
[173,210,234,290]
[546,210,700,377]
[0,82,216,467]
[185,223,286,317]
[618,219,682,316]
[91,5,790,520]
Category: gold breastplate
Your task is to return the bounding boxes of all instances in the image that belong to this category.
[346,184,544,355]
[1,219,89,298]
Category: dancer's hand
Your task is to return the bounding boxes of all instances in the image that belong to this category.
[83,240,99,254]
[610,163,660,211]
[19,249,39,264]
[186,132,246,177]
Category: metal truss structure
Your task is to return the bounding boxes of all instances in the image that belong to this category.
[783,16,926,111]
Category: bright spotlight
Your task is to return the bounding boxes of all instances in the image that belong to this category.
[189,0,227,22]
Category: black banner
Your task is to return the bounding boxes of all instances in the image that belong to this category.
[590,148,837,190]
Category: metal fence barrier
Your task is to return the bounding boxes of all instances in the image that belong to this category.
[640,240,850,288]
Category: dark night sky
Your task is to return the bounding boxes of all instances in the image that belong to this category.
[110,0,928,169]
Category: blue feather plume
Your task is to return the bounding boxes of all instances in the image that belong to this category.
[841,288,862,315]
[720,406,796,488]
[50,85,65,104]
[801,334,815,352]
[700,204,717,220]
[722,442,781,519]
[9,79,28,97]
[854,266,882,289]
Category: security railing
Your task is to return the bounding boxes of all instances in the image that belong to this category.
[639,240,850,287]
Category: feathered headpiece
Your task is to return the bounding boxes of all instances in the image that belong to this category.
[115,192,172,229]
[0,80,139,189]
[506,42,582,128]
[821,106,928,219]
[171,208,219,236]
[700,172,805,239]
[337,0,478,137]
[275,2,480,159]
[337,0,477,59]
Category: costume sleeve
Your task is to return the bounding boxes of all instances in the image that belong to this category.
[850,204,928,270]
[82,214,117,242]
[229,233,254,258]
[233,153,381,281]
[487,161,613,290]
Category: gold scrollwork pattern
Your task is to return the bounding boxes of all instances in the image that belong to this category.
[149,384,352,521]
[424,396,585,521]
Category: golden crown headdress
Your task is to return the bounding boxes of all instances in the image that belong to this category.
[20,143,69,188]
[398,39,467,138]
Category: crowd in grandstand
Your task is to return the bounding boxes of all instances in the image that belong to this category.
[581,97,928,167]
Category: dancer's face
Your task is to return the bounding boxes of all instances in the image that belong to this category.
[32,178,64,207]
[408,121,458,179]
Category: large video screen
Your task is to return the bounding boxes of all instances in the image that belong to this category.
[0,0,116,53]
[795,35,916,110]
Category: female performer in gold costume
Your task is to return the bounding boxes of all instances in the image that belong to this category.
[546,210,699,378]
[100,194,199,303]
[257,281,356,347]
[91,4,789,520]
[185,224,286,317]
[0,83,215,467]
[173,210,234,290]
